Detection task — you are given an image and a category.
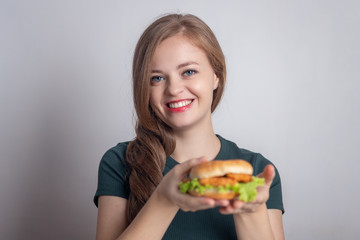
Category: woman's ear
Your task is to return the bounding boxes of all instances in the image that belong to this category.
[213,73,220,90]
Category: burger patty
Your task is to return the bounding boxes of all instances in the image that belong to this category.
[226,173,253,183]
[199,177,237,186]
[199,174,252,187]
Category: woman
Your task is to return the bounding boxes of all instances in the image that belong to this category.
[94,13,284,240]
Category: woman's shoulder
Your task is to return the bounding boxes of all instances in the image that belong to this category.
[104,141,131,157]
[94,141,132,206]
[98,141,131,170]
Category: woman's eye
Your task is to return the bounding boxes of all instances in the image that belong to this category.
[183,70,197,77]
[151,76,164,83]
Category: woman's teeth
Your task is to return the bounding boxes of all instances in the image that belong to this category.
[168,100,192,108]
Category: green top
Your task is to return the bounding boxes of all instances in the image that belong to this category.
[94,135,284,240]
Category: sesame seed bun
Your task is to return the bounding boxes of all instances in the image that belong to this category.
[189,160,253,179]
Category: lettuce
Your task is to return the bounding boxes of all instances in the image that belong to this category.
[178,177,265,202]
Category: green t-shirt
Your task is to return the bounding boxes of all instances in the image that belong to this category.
[94,135,284,240]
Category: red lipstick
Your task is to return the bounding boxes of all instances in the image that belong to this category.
[166,99,194,113]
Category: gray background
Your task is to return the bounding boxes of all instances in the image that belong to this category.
[1,0,359,239]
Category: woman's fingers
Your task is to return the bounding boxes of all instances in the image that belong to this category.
[257,164,275,186]
[219,201,245,215]
[175,194,216,211]
[214,199,230,207]
[219,199,264,215]
[173,156,207,179]
[175,193,231,212]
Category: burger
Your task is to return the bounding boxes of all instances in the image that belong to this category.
[179,159,265,202]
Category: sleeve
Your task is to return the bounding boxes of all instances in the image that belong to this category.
[254,154,285,214]
[93,145,130,207]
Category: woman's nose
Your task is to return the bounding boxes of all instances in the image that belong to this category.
[166,76,184,96]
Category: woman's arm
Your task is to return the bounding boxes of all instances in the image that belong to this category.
[96,157,225,240]
[220,164,284,240]
[96,194,179,240]
[96,196,128,240]
[232,206,284,240]
[118,188,183,240]
[268,209,285,240]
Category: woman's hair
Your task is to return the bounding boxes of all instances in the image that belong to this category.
[125,13,226,223]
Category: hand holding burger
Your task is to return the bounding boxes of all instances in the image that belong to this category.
[179,159,265,202]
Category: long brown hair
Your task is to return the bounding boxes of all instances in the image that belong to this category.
[125,13,226,223]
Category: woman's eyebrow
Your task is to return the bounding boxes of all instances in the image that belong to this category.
[151,61,199,73]
[151,69,163,74]
[177,61,199,69]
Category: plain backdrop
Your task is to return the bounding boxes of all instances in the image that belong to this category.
[1,0,359,239]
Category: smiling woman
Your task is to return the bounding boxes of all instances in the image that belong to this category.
[94,13,284,240]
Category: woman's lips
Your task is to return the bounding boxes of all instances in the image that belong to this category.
[166,99,194,113]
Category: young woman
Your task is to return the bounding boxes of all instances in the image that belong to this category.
[94,14,284,240]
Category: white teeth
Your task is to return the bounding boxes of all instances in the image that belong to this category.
[168,100,192,108]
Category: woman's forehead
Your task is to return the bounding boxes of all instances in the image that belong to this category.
[151,35,209,70]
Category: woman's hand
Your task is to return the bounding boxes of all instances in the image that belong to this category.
[218,164,275,215]
[154,157,229,212]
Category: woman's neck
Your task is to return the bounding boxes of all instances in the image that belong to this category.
[170,122,221,163]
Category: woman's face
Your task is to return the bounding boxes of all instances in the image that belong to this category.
[149,34,219,131]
